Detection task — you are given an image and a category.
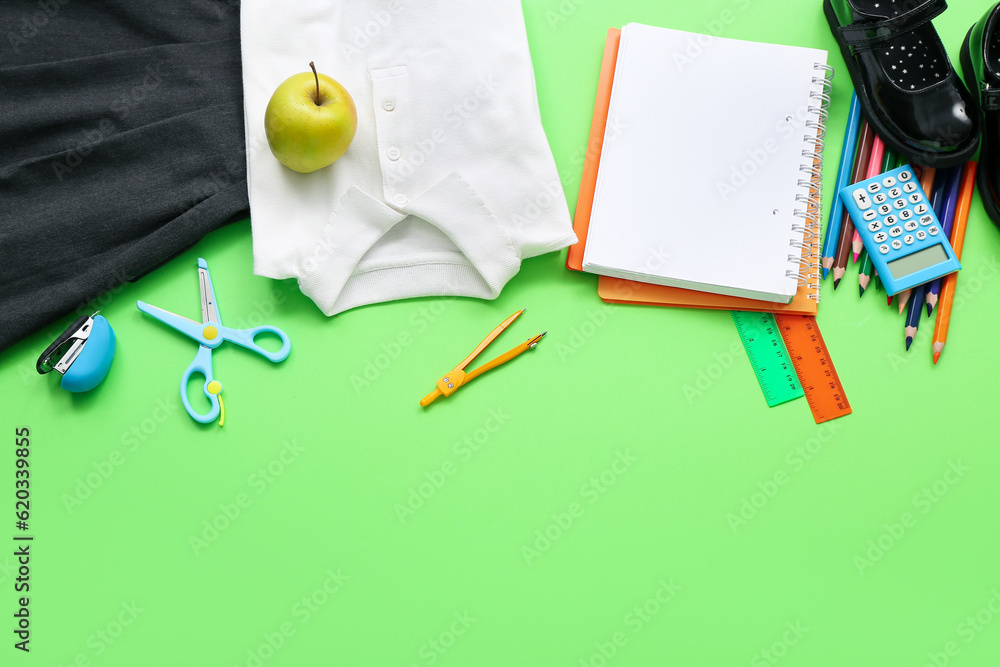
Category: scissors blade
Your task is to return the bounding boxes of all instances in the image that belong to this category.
[137,301,207,343]
[198,258,220,325]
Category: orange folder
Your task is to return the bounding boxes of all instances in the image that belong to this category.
[566,28,820,316]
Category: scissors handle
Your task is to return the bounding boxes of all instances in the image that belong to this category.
[181,346,221,424]
[220,325,291,363]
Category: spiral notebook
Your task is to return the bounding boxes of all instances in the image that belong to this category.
[579,23,830,304]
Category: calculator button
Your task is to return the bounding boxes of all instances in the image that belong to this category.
[891,239,903,250]
[882,176,897,187]
[868,220,883,232]
[852,188,873,209]
[878,204,892,215]
[916,230,926,241]
[904,220,918,231]
[873,193,888,205]
[885,215,897,225]
[929,225,940,235]
[914,203,928,215]
[898,170,912,181]
[899,209,912,220]
[894,198,907,209]
[903,182,918,193]
[920,215,933,225]
[904,234,914,244]
[879,243,890,254]
[863,209,878,221]
[873,232,888,243]
[867,182,881,194]
[888,187,902,198]
[888,226,903,237]
[909,193,922,204]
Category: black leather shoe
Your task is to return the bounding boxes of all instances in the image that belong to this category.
[961,2,1000,228]
[825,0,980,168]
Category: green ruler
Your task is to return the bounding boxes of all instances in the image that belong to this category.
[730,311,804,407]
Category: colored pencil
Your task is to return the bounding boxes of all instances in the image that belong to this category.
[925,166,963,316]
[905,284,926,350]
[833,121,875,288]
[858,250,873,296]
[823,93,862,279]
[852,134,887,262]
[932,162,977,363]
[898,165,938,314]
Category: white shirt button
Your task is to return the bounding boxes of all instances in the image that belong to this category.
[387,146,401,161]
[382,97,396,111]
[392,193,408,206]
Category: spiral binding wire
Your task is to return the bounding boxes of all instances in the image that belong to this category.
[788,63,834,299]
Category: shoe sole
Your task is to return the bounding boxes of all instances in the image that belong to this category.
[823,0,979,169]
[960,25,1000,228]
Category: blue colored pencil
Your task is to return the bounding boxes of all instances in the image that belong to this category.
[905,284,926,350]
[822,92,862,279]
[925,166,963,316]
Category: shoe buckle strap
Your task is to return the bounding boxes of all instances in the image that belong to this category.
[982,85,1000,111]
[839,0,947,51]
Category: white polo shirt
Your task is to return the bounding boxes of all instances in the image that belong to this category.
[241,0,576,315]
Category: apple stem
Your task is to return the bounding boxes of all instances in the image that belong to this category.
[309,61,321,105]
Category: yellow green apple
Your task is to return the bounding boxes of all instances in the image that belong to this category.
[264,62,357,173]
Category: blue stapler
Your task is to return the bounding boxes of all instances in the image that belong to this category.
[36,312,116,392]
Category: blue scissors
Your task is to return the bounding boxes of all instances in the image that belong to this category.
[137,258,291,425]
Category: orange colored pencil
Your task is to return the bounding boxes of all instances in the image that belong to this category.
[932,162,977,364]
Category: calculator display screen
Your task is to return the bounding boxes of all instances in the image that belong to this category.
[886,244,949,278]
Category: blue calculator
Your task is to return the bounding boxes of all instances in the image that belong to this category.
[838,165,960,295]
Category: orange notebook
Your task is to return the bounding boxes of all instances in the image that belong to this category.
[566,28,821,315]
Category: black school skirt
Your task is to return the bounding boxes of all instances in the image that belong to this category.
[0,0,248,352]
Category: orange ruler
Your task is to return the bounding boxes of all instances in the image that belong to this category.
[774,314,852,424]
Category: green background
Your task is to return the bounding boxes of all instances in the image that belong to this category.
[4,1,1000,665]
